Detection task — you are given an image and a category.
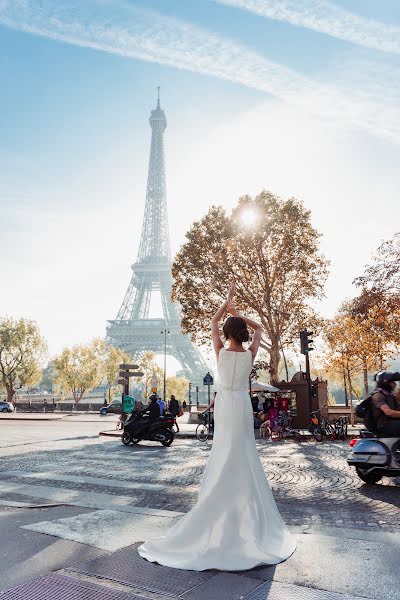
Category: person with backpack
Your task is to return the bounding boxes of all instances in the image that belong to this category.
[370,371,400,436]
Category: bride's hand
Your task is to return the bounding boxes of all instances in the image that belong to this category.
[226,301,238,316]
[227,284,235,304]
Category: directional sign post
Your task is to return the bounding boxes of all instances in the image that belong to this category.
[203,372,214,408]
[118,363,144,423]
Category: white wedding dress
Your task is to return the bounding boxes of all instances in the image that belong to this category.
[138,348,296,571]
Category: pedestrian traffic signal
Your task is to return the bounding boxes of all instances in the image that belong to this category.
[300,329,314,355]
[311,385,317,398]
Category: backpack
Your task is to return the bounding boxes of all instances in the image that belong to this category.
[355,395,376,431]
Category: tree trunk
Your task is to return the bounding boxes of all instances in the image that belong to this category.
[6,385,14,403]
[342,368,348,407]
[269,340,280,383]
[346,368,355,426]
[280,341,289,381]
[363,361,369,396]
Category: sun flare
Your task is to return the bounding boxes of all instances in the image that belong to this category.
[240,209,258,227]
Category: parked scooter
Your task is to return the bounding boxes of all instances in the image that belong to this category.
[121,409,175,447]
[347,430,400,484]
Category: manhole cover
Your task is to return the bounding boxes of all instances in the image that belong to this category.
[0,573,143,599]
[68,543,213,596]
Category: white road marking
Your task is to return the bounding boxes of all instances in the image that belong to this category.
[22,509,178,551]
[2,471,166,491]
[0,480,183,517]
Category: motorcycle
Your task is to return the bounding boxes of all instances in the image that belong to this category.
[347,430,400,484]
[121,409,175,447]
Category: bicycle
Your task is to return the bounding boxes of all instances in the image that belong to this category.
[332,416,348,440]
[196,410,214,442]
[309,409,336,442]
[275,413,303,442]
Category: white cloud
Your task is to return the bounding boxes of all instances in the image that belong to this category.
[214,0,400,54]
[0,0,399,144]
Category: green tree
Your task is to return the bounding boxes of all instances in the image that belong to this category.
[54,341,103,402]
[166,376,189,403]
[137,352,163,398]
[39,361,55,392]
[92,339,133,403]
[172,191,329,381]
[0,317,47,402]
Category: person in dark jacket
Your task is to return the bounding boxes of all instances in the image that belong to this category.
[168,394,180,432]
[371,371,400,436]
[148,396,161,422]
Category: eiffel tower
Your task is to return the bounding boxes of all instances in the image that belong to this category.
[106,91,208,382]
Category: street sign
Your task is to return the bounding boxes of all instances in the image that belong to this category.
[203,372,214,386]
[119,371,144,378]
[119,363,139,370]
[123,394,135,413]
[117,379,127,385]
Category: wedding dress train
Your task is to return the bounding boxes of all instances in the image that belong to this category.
[138,347,296,571]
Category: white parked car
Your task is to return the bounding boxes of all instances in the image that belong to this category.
[0,401,15,413]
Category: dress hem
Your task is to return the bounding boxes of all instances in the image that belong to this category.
[137,541,297,572]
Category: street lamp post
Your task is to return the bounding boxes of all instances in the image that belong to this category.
[161,329,170,402]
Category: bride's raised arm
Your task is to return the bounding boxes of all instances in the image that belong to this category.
[211,286,235,355]
[211,301,227,355]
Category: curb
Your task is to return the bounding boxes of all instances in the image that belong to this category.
[0,415,65,421]
[99,430,202,440]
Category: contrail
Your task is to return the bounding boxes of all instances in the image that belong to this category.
[214,0,400,54]
[0,0,399,143]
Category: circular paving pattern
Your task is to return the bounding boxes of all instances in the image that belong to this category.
[1,436,400,531]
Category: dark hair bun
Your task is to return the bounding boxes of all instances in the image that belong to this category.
[238,328,249,343]
[222,316,250,344]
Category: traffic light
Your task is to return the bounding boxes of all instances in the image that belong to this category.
[311,385,317,398]
[300,329,314,355]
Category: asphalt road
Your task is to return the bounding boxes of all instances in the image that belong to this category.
[0,417,399,599]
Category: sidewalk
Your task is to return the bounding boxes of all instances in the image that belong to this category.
[0,500,396,599]
[0,413,65,421]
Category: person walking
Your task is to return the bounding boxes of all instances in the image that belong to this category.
[138,285,296,570]
[157,395,166,416]
[168,394,180,432]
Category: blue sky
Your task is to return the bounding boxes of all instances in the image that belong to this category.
[1,1,400,368]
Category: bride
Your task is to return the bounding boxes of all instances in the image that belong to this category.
[138,286,296,571]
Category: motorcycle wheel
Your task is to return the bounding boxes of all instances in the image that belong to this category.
[121,432,132,445]
[356,467,383,484]
[160,430,174,447]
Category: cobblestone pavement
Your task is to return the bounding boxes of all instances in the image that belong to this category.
[1,420,399,533]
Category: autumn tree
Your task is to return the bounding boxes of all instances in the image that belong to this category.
[355,232,400,296]
[322,315,362,423]
[353,235,400,354]
[0,317,47,402]
[54,341,104,402]
[172,191,329,382]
